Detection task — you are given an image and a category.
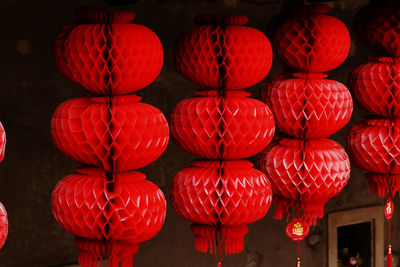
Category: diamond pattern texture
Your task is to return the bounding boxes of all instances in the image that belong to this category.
[347,118,400,174]
[359,3,400,57]
[55,12,163,95]
[52,167,166,242]
[262,74,352,138]
[51,95,169,172]
[170,160,272,226]
[274,13,350,72]
[53,8,169,266]
[349,57,400,117]
[173,17,272,90]
[171,14,274,255]
[258,137,350,224]
[171,91,275,159]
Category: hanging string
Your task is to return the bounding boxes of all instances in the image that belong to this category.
[296,240,301,267]
[385,195,393,267]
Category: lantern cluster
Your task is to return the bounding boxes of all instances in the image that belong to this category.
[347,2,400,265]
[170,14,275,260]
[52,8,168,266]
[259,3,352,238]
[0,123,7,250]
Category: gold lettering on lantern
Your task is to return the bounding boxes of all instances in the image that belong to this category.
[293,222,304,236]
[386,201,392,215]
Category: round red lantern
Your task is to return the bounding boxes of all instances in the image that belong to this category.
[259,137,350,225]
[263,72,352,138]
[349,57,400,117]
[171,90,274,159]
[173,14,272,90]
[354,2,400,57]
[171,160,272,255]
[52,7,168,266]
[54,7,163,95]
[51,95,169,172]
[170,14,275,263]
[273,4,350,73]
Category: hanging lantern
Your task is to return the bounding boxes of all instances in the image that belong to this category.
[347,3,400,266]
[52,7,168,266]
[170,14,275,265]
[259,4,351,266]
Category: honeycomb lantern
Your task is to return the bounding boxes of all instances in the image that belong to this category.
[259,4,352,265]
[264,73,352,138]
[54,7,163,95]
[52,7,168,266]
[346,2,400,264]
[258,138,350,225]
[170,14,275,264]
[273,4,350,73]
[173,14,272,90]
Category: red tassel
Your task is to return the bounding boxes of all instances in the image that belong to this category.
[297,258,301,267]
[218,260,222,267]
[387,245,392,267]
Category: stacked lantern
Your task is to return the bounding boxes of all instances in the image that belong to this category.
[258,4,352,265]
[0,123,7,250]
[51,8,169,266]
[347,2,400,266]
[170,14,275,264]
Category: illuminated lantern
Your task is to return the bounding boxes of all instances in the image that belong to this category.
[170,14,275,265]
[259,4,351,266]
[52,7,168,266]
[347,3,400,265]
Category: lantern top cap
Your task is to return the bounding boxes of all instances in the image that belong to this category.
[292,4,330,15]
[194,14,248,26]
[77,7,135,24]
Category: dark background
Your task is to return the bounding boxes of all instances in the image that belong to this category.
[0,0,395,266]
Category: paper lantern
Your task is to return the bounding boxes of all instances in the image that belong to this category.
[52,7,168,266]
[353,2,400,57]
[273,4,350,73]
[259,4,351,266]
[259,137,350,225]
[347,4,400,265]
[170,14,274,264]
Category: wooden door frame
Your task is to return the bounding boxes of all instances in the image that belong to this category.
[328,206,385,267]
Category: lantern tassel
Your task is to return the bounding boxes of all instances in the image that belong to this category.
[388,245,392,267]
[296,241,301,267]
[385,198,394,267]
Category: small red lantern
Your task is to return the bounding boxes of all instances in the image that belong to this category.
[170,14,275,265]
[259,4,351,266]
[52,7,168,266]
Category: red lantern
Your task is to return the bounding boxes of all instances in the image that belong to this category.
[347,3,400,266]
[52,7,168,266]
[273,4,350,73]
[259,4,351,266]
[170,14,274,264]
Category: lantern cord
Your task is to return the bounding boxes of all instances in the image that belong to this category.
[217,229,222,267]
[296,241,301,267]
[388,218,392,267]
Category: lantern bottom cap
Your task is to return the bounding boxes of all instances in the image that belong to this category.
[75,237,139,267]
[191,223,249,255]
